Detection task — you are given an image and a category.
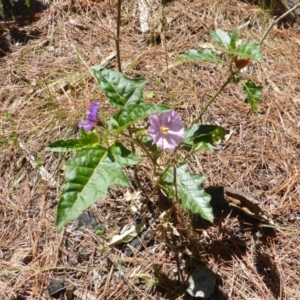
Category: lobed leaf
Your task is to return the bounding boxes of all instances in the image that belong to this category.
[229,41,263,61]
[56,146,130,232]
[47,130,99,152]
[210,29,231,49]
[183,124,228,152]
[92,65,147,107]
[112,103,172,133]
[161,163,213,222]
[229,28,239,50]
[177,49,225,64]
[109,142,140,166]
[243,79,262,111]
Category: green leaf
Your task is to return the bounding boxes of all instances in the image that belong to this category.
[113,103,172,133]
[183,124,228,152]
[92,65,147,107]
[141,135,158,152]
[243,79,262,111]
[210,29,231,49]
[229,28,239,50]
[210,28,262,61]
[105,117,119,131]
[229,41,262,61]
[161,163,213,222]
[56,146,130,232]
[47,130,99,152]
[109,142,140,166]
[177,49,225,64]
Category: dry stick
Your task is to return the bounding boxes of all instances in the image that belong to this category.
[116,0,122,72]
[260,3,300,45]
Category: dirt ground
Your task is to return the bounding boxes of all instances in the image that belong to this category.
[1,0,300,299]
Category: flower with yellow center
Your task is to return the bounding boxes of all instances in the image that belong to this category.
[148,110,184,151]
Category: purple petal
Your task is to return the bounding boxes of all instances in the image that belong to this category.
[147,110,184,151]
[78,120,97,132]
[86,102,100,123]
[78,102,100,132]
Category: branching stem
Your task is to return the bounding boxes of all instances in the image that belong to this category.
[119,134,157,169]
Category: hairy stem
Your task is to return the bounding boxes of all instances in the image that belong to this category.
[156,143,181,186]
[116,0,122,72]
[193,74,234,124]
[119,134,157,169]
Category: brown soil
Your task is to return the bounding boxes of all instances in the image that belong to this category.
[1,0,300,299]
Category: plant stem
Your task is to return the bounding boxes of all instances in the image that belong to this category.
[160,61,235,187]
[193,74,234,124]
[156,143,181,184]
[119,134,157,168]
[260,3,300,45]
[116,0,122,72]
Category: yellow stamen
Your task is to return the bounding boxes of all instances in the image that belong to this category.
[160,126,169,135]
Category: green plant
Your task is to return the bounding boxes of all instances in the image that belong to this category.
[48,28,262,233]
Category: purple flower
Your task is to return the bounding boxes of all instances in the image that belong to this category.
[148,110,184,151]
[78,102,100,131]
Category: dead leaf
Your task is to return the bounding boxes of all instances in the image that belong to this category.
[123,190,143,213]
[224,187,273,224]
[157,209,180,241]
[108,219,146,246]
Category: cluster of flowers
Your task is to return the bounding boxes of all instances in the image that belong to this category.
[79,102,184,150]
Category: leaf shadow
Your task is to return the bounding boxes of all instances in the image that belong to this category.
[152,264,228,300]
[255,250,281,298]
[200,186,280,298]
